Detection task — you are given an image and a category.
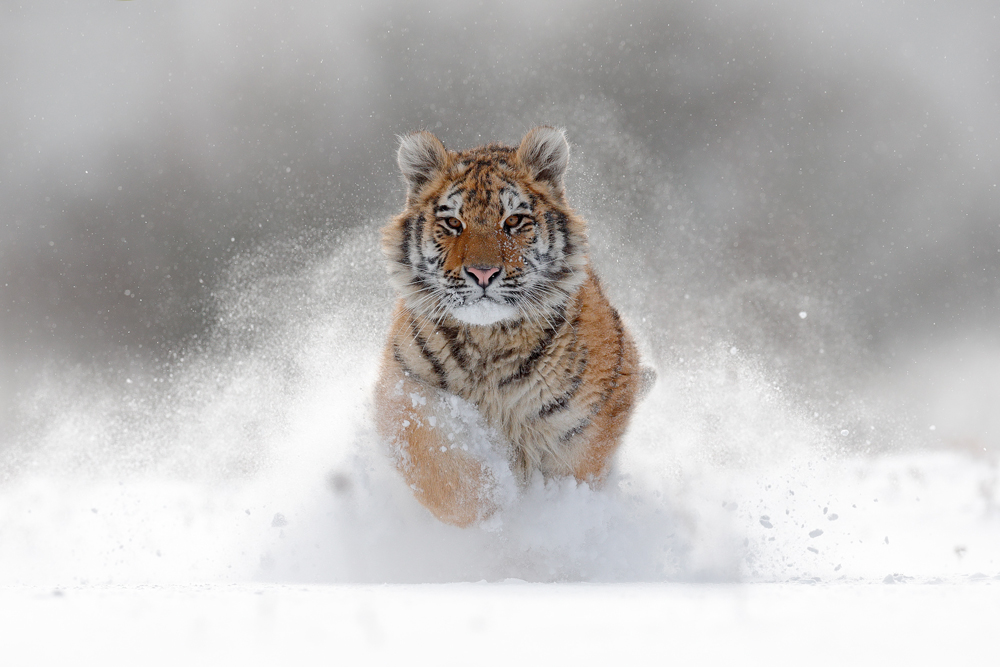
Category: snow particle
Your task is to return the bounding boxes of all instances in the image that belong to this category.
[327,472,352,495]
[271,513,288,528]
[809,529,824,538]
[799,311,807,319]
[827,513,839,521]
[759,516,773,529]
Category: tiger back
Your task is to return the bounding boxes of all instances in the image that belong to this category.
[374,126,650,526]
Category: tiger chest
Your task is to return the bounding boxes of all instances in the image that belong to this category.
[441,325,589,465]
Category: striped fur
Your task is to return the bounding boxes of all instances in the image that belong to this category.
[374,127,650,526]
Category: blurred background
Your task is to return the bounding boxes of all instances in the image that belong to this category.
[1,0,998,461]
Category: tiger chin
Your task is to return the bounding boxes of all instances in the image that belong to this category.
[374,126,654,527]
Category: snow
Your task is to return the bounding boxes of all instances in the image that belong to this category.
[3,582,997,666]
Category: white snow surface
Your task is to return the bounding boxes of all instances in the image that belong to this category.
[3,582,997,666]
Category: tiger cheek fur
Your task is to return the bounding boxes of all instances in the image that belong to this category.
[374,126,651,527]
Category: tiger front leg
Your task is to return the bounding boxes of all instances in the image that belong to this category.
[373,370,510,527]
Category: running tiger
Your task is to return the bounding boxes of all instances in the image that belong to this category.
[374,126,653,526]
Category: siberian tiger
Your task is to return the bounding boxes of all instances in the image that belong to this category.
[374,126,652,526]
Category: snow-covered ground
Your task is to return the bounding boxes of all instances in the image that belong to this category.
[3,581,997,666]
[3,448,998,664]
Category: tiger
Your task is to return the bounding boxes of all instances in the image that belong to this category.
[373,126,653,527]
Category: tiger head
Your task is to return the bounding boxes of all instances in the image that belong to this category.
[382,126,589,327]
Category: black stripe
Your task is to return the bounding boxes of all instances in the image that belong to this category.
[392,344,417,378]
[547,210,573,258]
[491,346,521,362]
[400,215,413,266]
[410,272,433,296]
[438,323,470,372]
[546,208,557,254]
[499,323,559,388]
[537,354,588,420]
[413,213,425,262]
[408,317,447,389]
[559,419,591,443]
[498,319,521,335]
[538,394,570,419]
[543,266,572,283]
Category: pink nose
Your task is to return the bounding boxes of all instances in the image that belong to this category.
[466,266,500,287]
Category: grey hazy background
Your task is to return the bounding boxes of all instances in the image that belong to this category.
[2,0,998,456]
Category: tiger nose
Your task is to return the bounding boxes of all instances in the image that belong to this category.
[465,265,500,287]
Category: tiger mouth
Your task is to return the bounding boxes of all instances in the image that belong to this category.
[465,293,505,305]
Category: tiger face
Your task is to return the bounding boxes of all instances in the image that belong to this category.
[383,127,589,327]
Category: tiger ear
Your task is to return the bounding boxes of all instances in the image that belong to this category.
[517,126,570,199]
[397,131,449,201]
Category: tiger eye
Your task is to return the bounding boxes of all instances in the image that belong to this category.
[443,217,462,230]
[504,215,523,228]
